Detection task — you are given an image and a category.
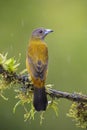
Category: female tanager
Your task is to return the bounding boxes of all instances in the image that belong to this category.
[26,27,53,111]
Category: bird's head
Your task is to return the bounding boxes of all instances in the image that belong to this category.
[31,27,53,39]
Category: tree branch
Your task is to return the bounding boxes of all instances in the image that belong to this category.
[0,64,87,103]
[47,89,87,102]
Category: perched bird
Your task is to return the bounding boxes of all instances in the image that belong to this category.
[26,27,53,111]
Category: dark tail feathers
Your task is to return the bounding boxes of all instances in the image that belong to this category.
[33,87,48,111]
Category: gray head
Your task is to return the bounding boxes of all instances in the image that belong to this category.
[31,27,53,39]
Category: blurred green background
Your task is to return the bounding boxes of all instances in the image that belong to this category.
[0,0,87,130]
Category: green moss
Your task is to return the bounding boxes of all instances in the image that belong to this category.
[14,84,58,123]
[67,102,87,128]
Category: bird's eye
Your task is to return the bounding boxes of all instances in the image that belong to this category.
[39,30,43,33]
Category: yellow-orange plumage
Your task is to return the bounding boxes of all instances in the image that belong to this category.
[26,28,53,111]
[26,38,48,88]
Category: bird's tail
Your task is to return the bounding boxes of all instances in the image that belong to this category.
[33,87,48,111]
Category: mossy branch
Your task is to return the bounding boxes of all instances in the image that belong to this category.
[0,53,87,128]
[0,64,87,103]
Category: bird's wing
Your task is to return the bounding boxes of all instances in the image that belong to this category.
[27,55,48,80]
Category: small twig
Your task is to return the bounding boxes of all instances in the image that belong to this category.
[0,64,87,103]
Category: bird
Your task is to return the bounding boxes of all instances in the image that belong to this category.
[26,27,53,111]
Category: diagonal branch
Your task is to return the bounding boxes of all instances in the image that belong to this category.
[0,64,87,103]
[47,89,87,102]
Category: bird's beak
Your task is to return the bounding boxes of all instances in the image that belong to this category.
[45,29,53,35]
